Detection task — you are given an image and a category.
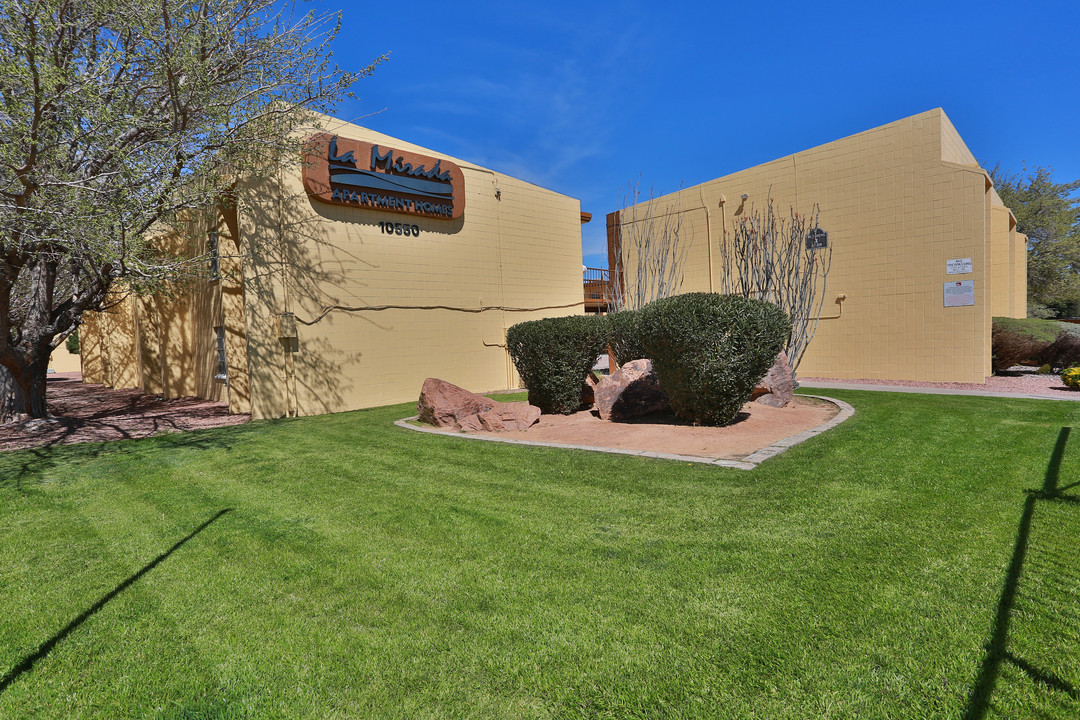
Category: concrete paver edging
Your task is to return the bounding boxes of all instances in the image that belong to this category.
[394,395,854,470]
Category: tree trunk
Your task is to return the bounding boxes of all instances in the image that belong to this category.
[0,355,49,423]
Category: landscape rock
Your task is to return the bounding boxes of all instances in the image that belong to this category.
[476,402,541,432]
[456,413,485,433]
[417,378,498,429]
[581,372,599,407]
[752,351,794,408]
[594,359,669,421]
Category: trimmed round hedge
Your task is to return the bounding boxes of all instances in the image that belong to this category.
[607,309,648,365]
[506,314,609,414]
[638,292,790,426]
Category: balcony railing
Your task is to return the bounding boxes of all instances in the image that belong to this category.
[583,267,610,313]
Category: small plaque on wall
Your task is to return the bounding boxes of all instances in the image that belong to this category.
[946,258,972,274]
[944,280,975,307]
[806,228,828,250]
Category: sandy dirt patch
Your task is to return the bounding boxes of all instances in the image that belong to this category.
[469,395,839,461]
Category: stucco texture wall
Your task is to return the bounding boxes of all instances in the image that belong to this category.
[236,118,584,419]
[609,109,1027,384]
[78,214,243,409]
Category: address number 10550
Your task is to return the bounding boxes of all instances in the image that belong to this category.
[378,221,420,237]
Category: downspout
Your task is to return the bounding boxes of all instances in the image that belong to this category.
[277,168,298,418]
[699,187,714,292]
[718,194,728,293]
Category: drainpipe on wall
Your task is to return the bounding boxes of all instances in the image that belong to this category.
[276,179,299,418]
[717,194,728,293]
[699,187,714,292]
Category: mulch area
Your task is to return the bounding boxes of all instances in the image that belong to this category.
[467,396,840,461]
[0,373,250,453]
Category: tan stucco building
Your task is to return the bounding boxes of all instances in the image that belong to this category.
[608,108,1027,383]
[80,117,587,419]
[82,108,1028,417]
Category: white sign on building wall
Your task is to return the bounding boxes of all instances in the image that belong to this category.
[946,258,973,274]
[944,280,975,307]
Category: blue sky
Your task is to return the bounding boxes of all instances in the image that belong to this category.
[322,0,1080,268]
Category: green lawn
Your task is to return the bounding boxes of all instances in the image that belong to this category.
[1,390,1078,719]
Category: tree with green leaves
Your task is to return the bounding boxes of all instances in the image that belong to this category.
[989,165,1080,317]
[0,0,382,421]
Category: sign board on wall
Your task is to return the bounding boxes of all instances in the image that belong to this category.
[302,134,465,220]
[946,258,973,274]
[806,228,828,250]
[944,280,975,307]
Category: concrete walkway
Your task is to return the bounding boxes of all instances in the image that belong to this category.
[798,380,1080,402]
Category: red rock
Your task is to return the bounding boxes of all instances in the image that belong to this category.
[581,372,599,406]
[456,413,485,433]
[476,402,541,432]
[417,378,498,428]
[594,359,669,421]
[752,351,794,408]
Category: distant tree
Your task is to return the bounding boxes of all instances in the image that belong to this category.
[0,0,382,422]
[989,165,1080,317]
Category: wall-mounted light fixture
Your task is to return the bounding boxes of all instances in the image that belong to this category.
[820,293,848,320]
[207,230,219,279]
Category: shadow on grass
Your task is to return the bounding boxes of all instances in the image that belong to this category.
[0,509,232,696]
[963,426,1079,719]
[0,423,257,492]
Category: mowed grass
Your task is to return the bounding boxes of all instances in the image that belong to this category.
[1,390,1078,719]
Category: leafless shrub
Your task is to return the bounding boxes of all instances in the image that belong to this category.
[719,198,832,373]
[992,331,1047,372]
[605,177,689,312]
[1035,332,1080,372]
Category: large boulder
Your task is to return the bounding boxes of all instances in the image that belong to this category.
[475,402,541,432]
[417,378,498,428]
[594,359,670,421]
[751,351,794,408]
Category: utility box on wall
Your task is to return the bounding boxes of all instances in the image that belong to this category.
[278,312,297,340]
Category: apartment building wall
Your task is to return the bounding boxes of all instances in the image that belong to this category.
[81,117,585,419]
[608,109,1028,383]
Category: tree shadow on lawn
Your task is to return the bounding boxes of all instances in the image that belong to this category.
[963,426,1080,719]
[0,508,232,697]
[0,422,255,492]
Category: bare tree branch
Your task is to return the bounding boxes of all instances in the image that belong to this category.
[606,176,690,312]
[719,197,832,374]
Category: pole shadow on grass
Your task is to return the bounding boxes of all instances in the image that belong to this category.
[963,427,1079,719]
[0,508,231,696]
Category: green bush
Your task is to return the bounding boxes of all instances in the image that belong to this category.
[993,316,1062,344]
[1062,366,1080,390]
[992,317,1075,372]
[606,310,648,365]
[506,314,609,414]
[65,328,80,355]
[638,293,790,426]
